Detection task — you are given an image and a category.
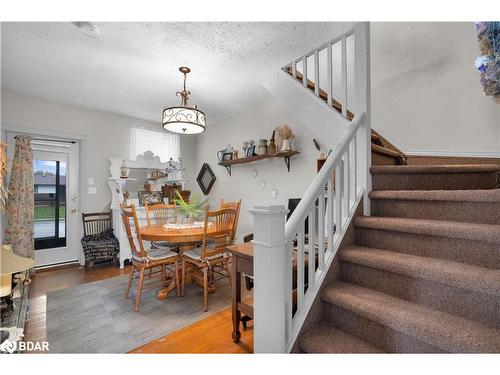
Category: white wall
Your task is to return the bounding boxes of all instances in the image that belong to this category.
[191,93,319,241]
[371,22,500,154]
[1,89,198,213]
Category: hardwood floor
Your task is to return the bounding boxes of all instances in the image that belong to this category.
[26,263,253,354]
[130,304,253,353]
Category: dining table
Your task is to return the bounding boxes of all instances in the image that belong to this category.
[139,221,218,300]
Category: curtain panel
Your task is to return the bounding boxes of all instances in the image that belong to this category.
[5,135,34,259]
[130,127,180,162]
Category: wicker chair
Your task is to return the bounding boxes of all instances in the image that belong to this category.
[81,212,119,270]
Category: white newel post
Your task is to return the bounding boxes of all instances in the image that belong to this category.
[249,205,289,353]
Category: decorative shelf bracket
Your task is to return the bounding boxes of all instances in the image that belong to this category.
[284,155,291,172]
[222,164,232,176]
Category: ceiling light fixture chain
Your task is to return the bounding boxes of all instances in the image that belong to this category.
[176,66,191,107]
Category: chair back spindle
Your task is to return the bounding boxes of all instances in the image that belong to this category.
[82,212,112,236]
[144,203,177,225]
[201,206,237,260]
[120,204,147,259]
[219,199,241,241]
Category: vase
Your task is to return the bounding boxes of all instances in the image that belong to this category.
[281,139,291,152]
[182,216,195,225]
[258,139,268,155]
[268,139,277,155]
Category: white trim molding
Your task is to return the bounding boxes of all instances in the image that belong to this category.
[372,123,500,159]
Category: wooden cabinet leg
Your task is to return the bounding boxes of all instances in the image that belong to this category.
[232,264,241,342]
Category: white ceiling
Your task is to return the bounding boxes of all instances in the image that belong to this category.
[1,22,354,124]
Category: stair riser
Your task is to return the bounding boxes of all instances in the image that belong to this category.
[372,172,499,190]
[372,152,398,166]
[371,200,500,225]
[355,228,500,269]
[322,303,446,353]
[340,262,500,329]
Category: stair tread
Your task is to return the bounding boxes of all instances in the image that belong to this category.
[322,282,500,353]
[369,189,500,203]
[370,164,500,175]
[341,245,500,297]
[371,144,401,158]
[299,322,384,353]
[354,216,500,244]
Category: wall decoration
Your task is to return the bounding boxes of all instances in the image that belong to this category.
[271,188,278,199]
[138,191,163,206]
[196,163,216,195]
[474,22,500,101]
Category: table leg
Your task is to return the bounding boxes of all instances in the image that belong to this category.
[156,278,177,299]
[232,260,241,342]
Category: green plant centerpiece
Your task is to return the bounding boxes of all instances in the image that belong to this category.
[172,190,205,224]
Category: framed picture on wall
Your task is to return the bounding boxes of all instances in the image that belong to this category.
[196,163,216,195]
[138,191,163,206]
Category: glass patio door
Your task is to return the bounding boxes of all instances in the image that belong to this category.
[34,154,67,250]
[32,144,79,266]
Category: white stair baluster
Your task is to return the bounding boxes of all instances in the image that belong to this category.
[296,224,305,314]
[318,182,326,271]
[308,207,316,289]
[341,35,348,118]
[314,49,320,97]
[327,43,332,107]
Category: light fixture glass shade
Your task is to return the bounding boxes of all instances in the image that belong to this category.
[162,106,206,134]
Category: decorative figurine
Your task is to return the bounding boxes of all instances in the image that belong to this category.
[242,141,249,157]
[120,161,129,179]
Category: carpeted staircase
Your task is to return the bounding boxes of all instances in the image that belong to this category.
[298,163,500,353]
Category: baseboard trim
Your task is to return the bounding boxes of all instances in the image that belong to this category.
[372,123,500,159]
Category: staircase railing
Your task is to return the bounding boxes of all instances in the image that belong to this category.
[249,23,370,353]
[282,28,356,122]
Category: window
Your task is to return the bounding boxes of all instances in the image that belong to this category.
[130,128,180,162]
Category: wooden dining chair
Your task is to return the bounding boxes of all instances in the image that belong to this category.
[121,204,180,312]
[144,203,179,251]
[144,203,177,225]
[219,199,241,241]
[181,205,238,311]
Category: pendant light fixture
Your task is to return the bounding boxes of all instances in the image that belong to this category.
[162,67,206,134]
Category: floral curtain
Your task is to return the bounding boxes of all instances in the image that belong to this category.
[5,135,34,259]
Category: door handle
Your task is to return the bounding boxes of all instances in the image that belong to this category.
[71,209,77,213]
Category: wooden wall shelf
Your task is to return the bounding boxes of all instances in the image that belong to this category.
[218,150,299,176]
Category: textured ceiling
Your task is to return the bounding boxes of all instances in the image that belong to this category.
[1,22,354,124]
